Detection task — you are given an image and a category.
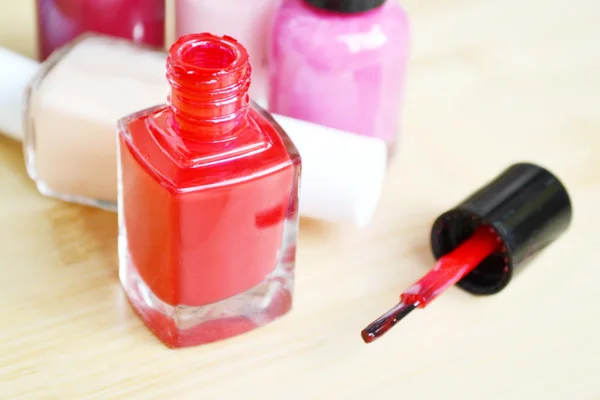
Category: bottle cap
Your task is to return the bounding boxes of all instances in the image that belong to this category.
[0,47,40,141]
[273,113,387,227]
[430,162,572,295]
[305,0,386,13]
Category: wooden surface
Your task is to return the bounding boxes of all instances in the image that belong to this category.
[1,0,599,398]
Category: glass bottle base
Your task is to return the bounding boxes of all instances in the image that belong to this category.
[33,179,117,211]
[119,230,295,348]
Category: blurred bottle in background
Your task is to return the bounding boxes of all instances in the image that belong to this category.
[174,0,280,106]
[36,0,165,60]
[0,35,387,227]
[268,0,410,158]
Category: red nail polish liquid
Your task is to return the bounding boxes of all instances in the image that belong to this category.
[117,33,301,348]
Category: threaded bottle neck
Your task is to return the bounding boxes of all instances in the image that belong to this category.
[166,33,251,141]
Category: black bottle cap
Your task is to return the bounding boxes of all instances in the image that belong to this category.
[305,0,386,13]
[430,162,572,295]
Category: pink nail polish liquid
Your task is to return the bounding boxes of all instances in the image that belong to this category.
[268,0,410,157]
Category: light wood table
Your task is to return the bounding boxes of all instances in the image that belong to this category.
[1,0,599,398]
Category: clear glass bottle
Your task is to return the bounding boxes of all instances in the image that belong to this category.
[117,33,301,348]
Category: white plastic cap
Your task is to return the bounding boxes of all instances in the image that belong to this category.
[0,48,40,141]
[273,114,388,227]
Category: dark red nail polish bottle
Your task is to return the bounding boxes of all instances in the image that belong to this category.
[36,0,165,61]
[117,33,301,348]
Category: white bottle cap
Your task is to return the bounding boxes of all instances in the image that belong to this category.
[0,48,40,141]
[273,114,387,227]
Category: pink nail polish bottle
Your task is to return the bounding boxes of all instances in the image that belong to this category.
[268,0,410,158]
[36,0,165,61]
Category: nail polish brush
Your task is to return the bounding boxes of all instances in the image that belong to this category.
[362,162,572,343]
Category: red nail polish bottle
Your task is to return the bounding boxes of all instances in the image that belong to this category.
[117,33,301,348]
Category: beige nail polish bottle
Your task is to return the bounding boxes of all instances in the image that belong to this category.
[0,34,168,209]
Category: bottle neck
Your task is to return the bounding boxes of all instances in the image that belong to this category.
[166,34,251,141]
[304,0,386,13]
